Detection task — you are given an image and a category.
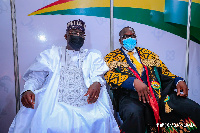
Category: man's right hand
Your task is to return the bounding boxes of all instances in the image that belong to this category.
[21,90,35,109]
[134,78,152,103]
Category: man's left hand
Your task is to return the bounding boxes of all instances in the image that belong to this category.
[84,82,101,104]
[176,81,188,97]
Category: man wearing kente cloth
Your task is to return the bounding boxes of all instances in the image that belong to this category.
[9,19,119,133]
[104,26,200,133]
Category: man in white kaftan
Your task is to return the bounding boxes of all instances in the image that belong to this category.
[9,19,119,133]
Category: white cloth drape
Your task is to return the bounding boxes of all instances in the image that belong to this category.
[9,46,119,133]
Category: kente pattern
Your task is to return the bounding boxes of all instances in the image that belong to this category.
[104,49,130,87]
[136,47,178,79]
[104,47,179,89]
[162,117,197,133]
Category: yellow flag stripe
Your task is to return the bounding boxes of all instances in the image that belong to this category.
[114,0,165,12]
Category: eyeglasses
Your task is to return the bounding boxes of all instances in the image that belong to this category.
[68,31,86,38]
[121,34,136,39]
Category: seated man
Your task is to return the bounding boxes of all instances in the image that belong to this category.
[9,19,119,133]
[104,26,200,133]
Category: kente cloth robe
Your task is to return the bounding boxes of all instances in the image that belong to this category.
[104,47,200,133]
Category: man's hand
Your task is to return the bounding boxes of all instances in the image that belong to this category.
[21,90,35,109]
[176,81,188,97]
[134,78,152,103]
[84,82,101,104]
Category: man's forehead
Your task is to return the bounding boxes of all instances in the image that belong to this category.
[68,29,84,33]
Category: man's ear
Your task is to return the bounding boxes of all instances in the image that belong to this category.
[119,39,122,44]
[64,34,67,40]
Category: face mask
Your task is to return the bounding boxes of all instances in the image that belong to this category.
[68,35,84,50]
[122,37,137,51]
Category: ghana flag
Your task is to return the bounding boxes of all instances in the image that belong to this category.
[28,0,110,18]
[28,0,200,43]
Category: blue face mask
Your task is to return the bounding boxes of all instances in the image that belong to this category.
[122,37,137,51]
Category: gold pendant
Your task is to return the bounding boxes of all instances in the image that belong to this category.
[165,102,173,113]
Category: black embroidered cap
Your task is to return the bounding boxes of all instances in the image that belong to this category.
[66,19,86,32]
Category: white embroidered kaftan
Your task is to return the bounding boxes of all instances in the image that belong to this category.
[9,46,119,133]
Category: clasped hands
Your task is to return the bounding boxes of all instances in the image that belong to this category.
[21,82,101,109]
[134,79,188,103]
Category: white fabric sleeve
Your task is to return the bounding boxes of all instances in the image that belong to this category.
[21,47,56,95]
[21,71,49,95]
[89,49,109,87]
